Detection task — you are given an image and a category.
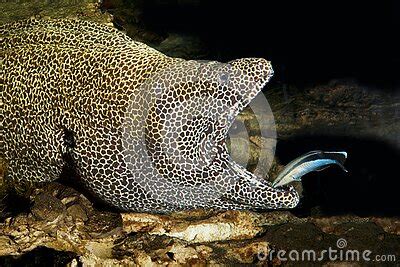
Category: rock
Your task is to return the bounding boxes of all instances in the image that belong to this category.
[233,80,400,148]
[266,81,400,143]
[309,216,400,235]
[31,193,65,222]
[0,0,112,25]
[86,211,123,238]
[0,183,123,258]
[67,204,88,222]
[113,232,269,265]
[102,0,208,59]
[0,182,399,265]
[122,210,266,243]
[155,33,207,59]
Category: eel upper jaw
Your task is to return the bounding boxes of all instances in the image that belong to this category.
[218,70,274,140]
[211,68,275,170]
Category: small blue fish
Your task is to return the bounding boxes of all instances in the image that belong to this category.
[272,151,348,188]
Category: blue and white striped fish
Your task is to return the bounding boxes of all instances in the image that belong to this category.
[272,151,348,188]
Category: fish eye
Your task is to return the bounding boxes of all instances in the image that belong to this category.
[219,72,229,83]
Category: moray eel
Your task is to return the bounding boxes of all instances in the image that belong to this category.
[1,19,347,212]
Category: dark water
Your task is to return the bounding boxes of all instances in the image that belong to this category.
[277,135,400,217]
[0,247,77,267]
[106,0,400,89]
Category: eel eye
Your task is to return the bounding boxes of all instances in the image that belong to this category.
[219,72,229,83]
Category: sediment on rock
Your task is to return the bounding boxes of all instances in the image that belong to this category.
[0,0,112,25]
[0,182,398,265]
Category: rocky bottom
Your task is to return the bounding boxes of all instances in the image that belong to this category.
[0,182,398,266]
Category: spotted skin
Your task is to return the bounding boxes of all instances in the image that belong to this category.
[1,19,299,212]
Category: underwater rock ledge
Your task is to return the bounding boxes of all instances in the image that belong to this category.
[0,182,399,265]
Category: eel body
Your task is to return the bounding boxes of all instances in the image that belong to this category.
[1,19,345,212]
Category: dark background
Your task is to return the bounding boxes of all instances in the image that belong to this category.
[112,0,399,89]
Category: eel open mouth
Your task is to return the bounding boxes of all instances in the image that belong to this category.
[137,58,348,210]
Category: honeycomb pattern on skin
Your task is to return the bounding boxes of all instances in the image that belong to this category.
[1,19,299,213]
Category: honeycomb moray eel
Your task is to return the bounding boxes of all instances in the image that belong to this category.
[1,19,347,213]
